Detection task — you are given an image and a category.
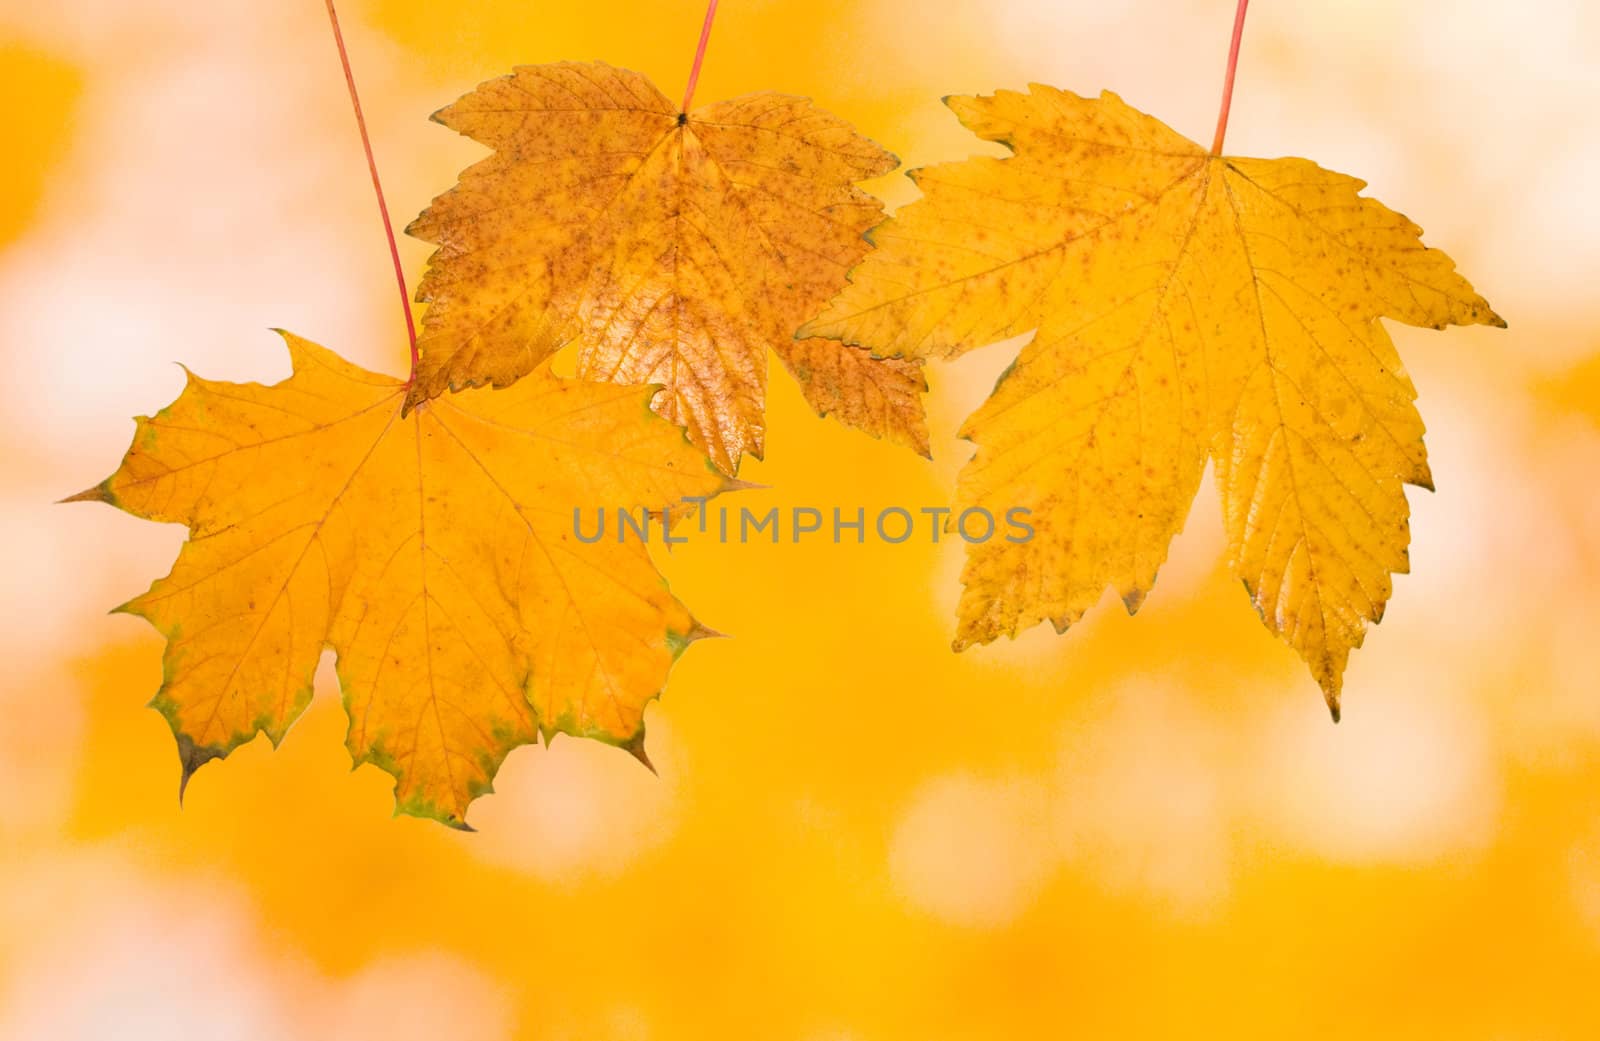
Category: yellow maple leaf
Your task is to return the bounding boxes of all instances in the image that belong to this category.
[802,85,1504,716]
[405,61,925,473]
[69,332,728,827]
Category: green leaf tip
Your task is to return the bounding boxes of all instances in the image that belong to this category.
[59,479,115,506]
[175,733,225,805]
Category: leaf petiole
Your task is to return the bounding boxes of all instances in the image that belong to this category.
[1210,0,1251,155]
[324,0,419,379]
[681,0,720,114]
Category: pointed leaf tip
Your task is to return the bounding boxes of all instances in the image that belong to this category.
[109,595,143,617]
[623,732,657,776]
[686,619,727,642]
[59,480,112,505]
[175,734,223,806]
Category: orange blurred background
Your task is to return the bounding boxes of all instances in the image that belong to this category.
[3,1,1598,1037]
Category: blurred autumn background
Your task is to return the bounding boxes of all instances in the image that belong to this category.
[2,0,1597,1037]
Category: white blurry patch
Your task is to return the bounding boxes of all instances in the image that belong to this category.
[888,772,1054,927]
[0,849,512,1041]
[0,882,296,1041]
[1403,381,1576,642]
[463,715,680,882]
[892,682,1242,926]
[0,500,79,656]
[0,402,194,691]
[1054,679,1234,916]
[321,952,514,1041]
[988,0,1223,142]
[1252,662,1500,864]
[1389,361,1600,761]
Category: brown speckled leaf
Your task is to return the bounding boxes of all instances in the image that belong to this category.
[407,61,913,474]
